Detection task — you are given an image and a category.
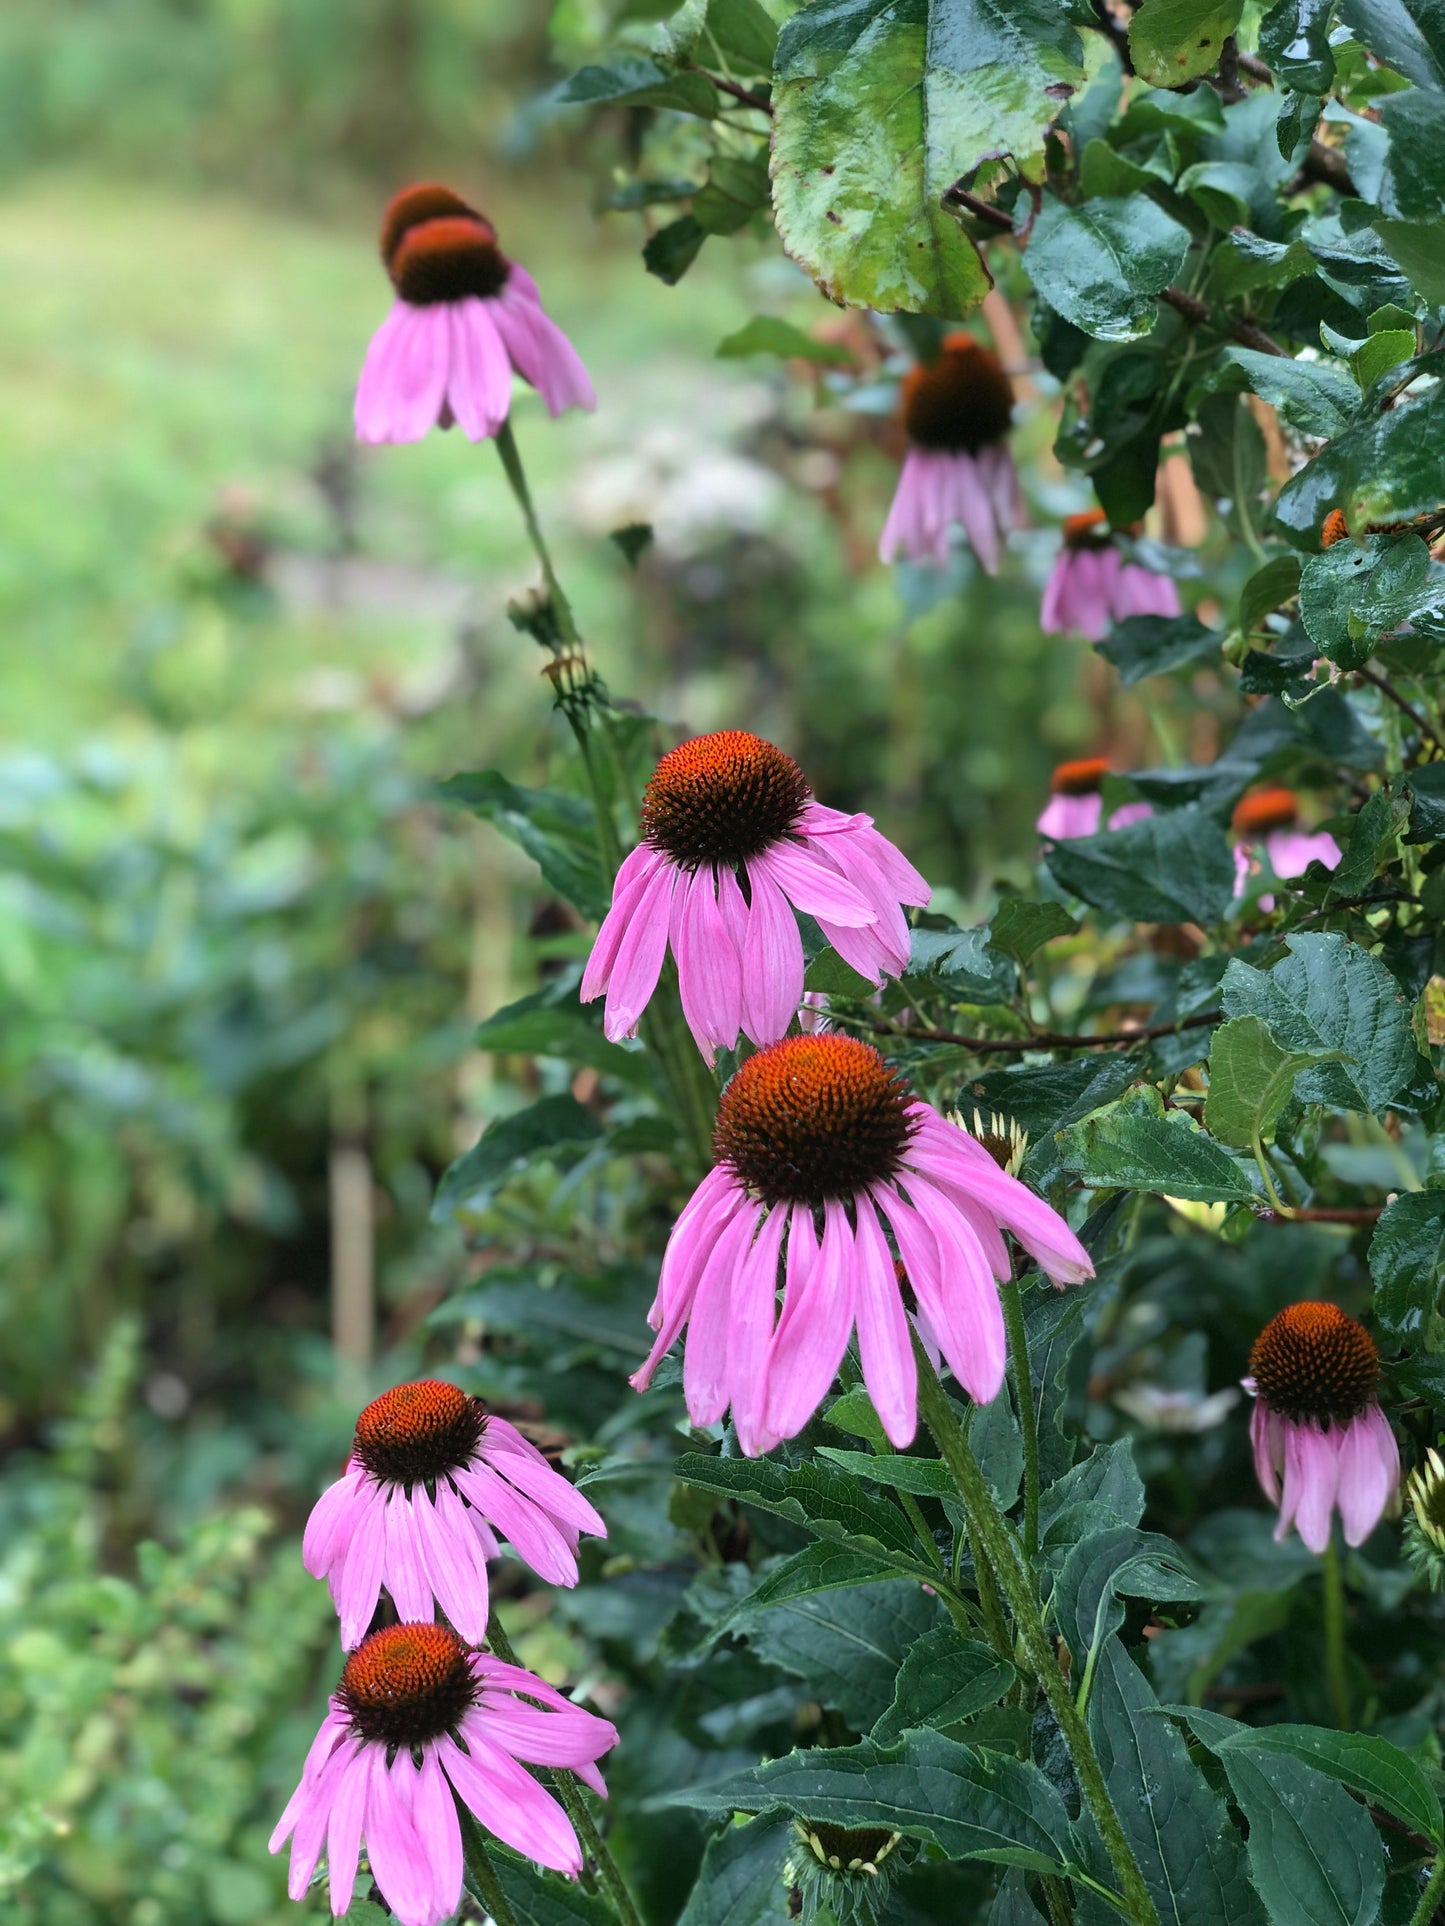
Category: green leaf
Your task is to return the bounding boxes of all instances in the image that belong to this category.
[1039,1440,1146,1539]
[440,771,608,918]
[1045,808,1238,924]
[716,316,855,364]
[1352,327,1417,390]
[1203,1014,1323,1150]
[1405,763,1445,842]
[1239,553,1302,633]
[1054,1524,1205,1660]
[1172,1708,1386,1926]
[803,950,878,998]
[677,1816,791,1926]
[907,922,1017,1001]
[1375,218,1445,303]
[1095,612,1221,684]
[1220,931,1421,1114]
[704,0,778,71]
[964,1058,1137,1137]
[473,982,647,1082]
[1059,1092,1261,1202]
[1259,0,1336,94]
[666,1730,1077,1874]
[558,58,721,117]
[1179,160,1258,230]
[872,1623,1016,1743]
[1326,786,1407,900]
[673,1454,920,1562]
[1369,1188,1445,1337]
[693,155,772,234]
[432,1096,604,1222]
[1088,1644,1264,1926]
[1336,0,1445,91]
[987,898,1078,963]
[1128,0,1245,86]
[1278,378,1445,546]
[1026,195,1192,341]
[720,1543,902,1624]
[1220,347,1358,439]
[1215,1724,1444,1848]
[644,215,709,284]
[430,1273,653,1357]
[1298,534,1440,666]
[486,1848,623,1926]
[816,1447,956,1498]
[741,1578,941,1728]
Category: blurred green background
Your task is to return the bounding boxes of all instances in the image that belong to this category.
[0,5,1110,1920]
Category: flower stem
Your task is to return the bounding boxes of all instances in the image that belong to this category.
[1000,1274,1041,1561]
[1322,1533,1351,1729]
[1409,1851,1445,1926]
[459,1809,521,1926]
[494,416,579,649]
[486,1617,644,1926]
[911,1334,1160,1926]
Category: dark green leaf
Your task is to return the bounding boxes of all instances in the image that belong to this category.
[741,1578,941,1728]
[964,1057,1137,1137]
[1299,534,1439,665]
[1326,787,1406,899]
[705,0,779,71]
[558,58,721,117]
[1220,932,1420,1113]
[1045,808,1237,924]
[907,922,1017,1001]
[1239,554,1302,633]
[1203,1014,1324,1150]
[677,1816,791,1926]
[645,215,709,284]
[1095,612,1221,685]
[1058,1092,1261,1202]
[430,1273,653,1357]
[1128,0,1245,86]
[1217,1724,1444,1848]
[1369,1188,1445,1337]
[872,1623,1016,1743]
[441,771,607,917]
[804,949,878,998]
[1278,379,1445,546]
[1336,0,1445,90]
[1220,347,1358,440]
[1405,763,1445,842]
[1374,218,1445,303]
[666,1730,1077,1874]
[486,1848,623,1926]
[693,155,772,234]
[1026,196,1192,341]
[988,898,1078,963]
[816,1447,956,1498]
[1039,1440,1146,1538]
[473,982,647,1082]
[716,316,855,364]
[1259,0,1336,93]
[1055,1524,1205,1658]
[432,1096,604,1221]
[673,1454,920,1561]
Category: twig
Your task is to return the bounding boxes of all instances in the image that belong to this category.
[1260,1206,1384,1225]
[942,182,1015,233]
[842,1008,1221,1055]
[685,64,771,115]
[1355,665,1445,754]
[1216,35,1244,103]
[1299,139,1357,198]
[1237,49,1273,85]
[1158,284,1288,357]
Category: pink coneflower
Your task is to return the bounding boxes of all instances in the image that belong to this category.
[355,183,594,445]
[879,335,1020,573]
[1039,510,1181,640]
[1245,1302,1400,1553]
[630,1035,1093,1453]
[303,1381,605,1648]
[1036,756,1153,841]
[580,732,929,1063]
[1231,787,1341,902]
[271,1621,617,1922]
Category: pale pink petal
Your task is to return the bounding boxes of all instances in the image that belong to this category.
[324,1746,368,1915]
[492,280,596,415]
[949,452,1001,574]
[302,1465,368,1578]
[482,1424,606,1539]
[456,1463,578,1586]
[795,807,929,908]
[440,1733,582,1875]
[412,1485,490,1642]
[681,1205,761,1427]
[1336,1404,1399,1546]
[1280,1421,1338,1554]
[364,1751,432,1926]
[580,845,666,1004]
[354,302,450,445]
[1250,1399,1282,1505]
[284,1743,351,1901]
[852,1197,917,1447]
[673,866,743,1062]
[1037,793,1102,841]
[382,1494,431,1622]
[631,1177,752,1390]
[752,841,878,928]
[1266,829,1343,879]
[601,862,677,1040]
[764,1200,857,1443]
[880,448,932,564]
[727,1204,788,1456]
[413,1749,465,1923]
[895,1182,1006,1405]
[1106,800,1153,831]
[1114,561,1180,620]
[445,300,514,441]
[333,1483,387,1648]
[738,864,806,1045]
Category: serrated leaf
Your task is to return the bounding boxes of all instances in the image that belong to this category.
[432,1096,604,1222]
[741,1578,941,1728]
[965,1057,1137,1136]
[473,981,648,1082]
[1212,1724,1443,1848]
[441,771,608,918]
[1095,611,1222,684]
[716,316,855,364]
[1059,1094,1261,1202]
[666,1730,1077,1874]
[1203,1014,1325,1150]
[1054,1524,1205,1661]
[558,57,720,117]
[1374,217,1445,303]
[1220,347,1358,439]
[673,1454,920,1561]
[1299,534,1440,666]
[1026,195,1192,341]
[1045,808,1237,925]
[816,1447,956,1497]
[1220,931,1420,1114]
[485,1847,623,1926]
[1128,0,1245,86]
[677,1815,791,1926]
[1040,1439,1146,1538]
[988,898,1078,963]
[1276,378,1445,545]
[906,922,1017,1001]
[1369,1188,1445,1337]
[872,1623,1016,1743]
[1327,787,1406,900]
[1405,763,1445,842]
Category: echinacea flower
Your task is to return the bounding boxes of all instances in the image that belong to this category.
[879,334,1020,573]
[1039,509,1181,640]
[303,1381,605,1647]
[355,183,594,445]
[630,1034,1093,1453]
[271,1621,617,1923]
[1408,1445,1445,1554]
[1245,1302,1400,1554]
[580,732,929,1063]
[1231,787,1341,903]
[1036,756,1153,841]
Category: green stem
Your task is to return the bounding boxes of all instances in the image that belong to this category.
[1001,1275,1041,1561]
[644,963,716,1173]
[1043,1873,1075,1926]
[912,1335,1160,1926]
[459,1810,520,1926]
[1322,1534,1351,1729]
[1408,1852,1445,1926]
[494,416,579,648]
[486,1617,644,1926]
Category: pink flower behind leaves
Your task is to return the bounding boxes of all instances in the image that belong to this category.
[631,1035,1092,1455]
[303,1381,605,1647]
[1036,756,1152,841]
[1040,510,1181,641]
[271,1623,617,1924]
[1230,787,1342,903]
[1245,1303,1400,1554]
[879,334,1020,572]
[580,731,929,1064]
[355,184,593,445]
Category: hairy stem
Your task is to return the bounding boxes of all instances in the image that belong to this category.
[459,1810,521,1926]
[1322,1535,1351,1729]
[913,1336,1160,1926]
[494,416,579,649]
[1408,1851,1445,1926]
[1000,1275,1042,1562]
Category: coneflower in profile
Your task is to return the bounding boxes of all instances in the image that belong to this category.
[631,1034,1093,1453]
[580,731,929,1062]
[355,183,594,445]
[1039,509,1180,640]
[1231,787,1341,901]
[1036,756,1152,841]
[271,1622,617,1921]
[1244,1302,1400,1553]
[879,334,1020,572]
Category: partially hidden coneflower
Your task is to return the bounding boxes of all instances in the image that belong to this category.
[630,1034,1093,1453]
[355,183,594,445]
[1039,509,1182,640]
[303,1381,605,1647]
[1405,1447,1445,1586]
[1231,787,1341,902]
[879,335,1020,573]
[1036,756,1153,842]
[580,732,929,1063]
[1245,1302,1400,1553]
[270,1621,617,1921]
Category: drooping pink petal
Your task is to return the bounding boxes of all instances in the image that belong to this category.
[738,863,807,1046]
[852,1196,917,1446]
[440,1732,583,1875]
[382,1494,432,1622]
[1336,1404,1399,1546]
[880,447,932,563]
[1250,1398,1283,1505]
[1280,1420,1339,1554]
[673,865,743,1062]
[492,280,596,415]
[1039,549,1073,635]
[412,1484,491,1642]
[333,1482,387,1648]
[1106,800,1153,831]
[354,302,451,445]
[580,845,666,1005]
[752,840,879,928]
[412,1748,465,1924]
[600,861,677,1040]
[1265,828,1343,880]
[455,1462,579,1586]
[682,1204,763,1427]
[445,300,514,441]
[632,1175,752,1389]
[894,1182,1007,1406]
[1114,560,1180,621]
[483,1421,607,1539]
[764,1200,858,1442]
[904,1107,1094,1286]
[324,1744,368,1915]
[363,1749,433,1926]
[302,1464,368,1577]
[947,451,1001,574]
[283,1740,352,1901]
[727,1204,789,1456]
[1037,792,1103,841]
